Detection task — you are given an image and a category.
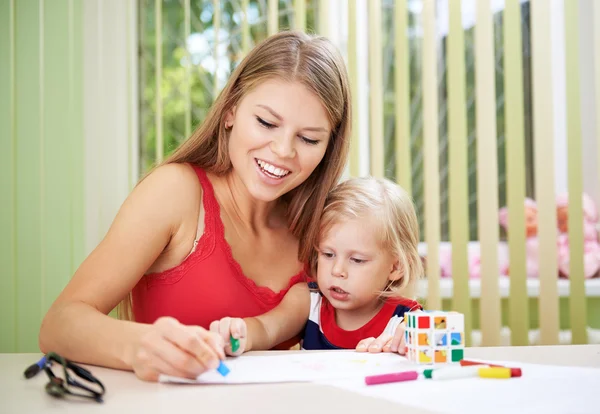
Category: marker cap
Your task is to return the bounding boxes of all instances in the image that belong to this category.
[230,336,240,353]
[216,361,230,377]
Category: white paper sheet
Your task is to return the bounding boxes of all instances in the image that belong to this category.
[159,351,417,384]
[321,359,600,414]
[159,352,600,413]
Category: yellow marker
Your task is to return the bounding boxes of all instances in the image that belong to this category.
[478,367,513,379]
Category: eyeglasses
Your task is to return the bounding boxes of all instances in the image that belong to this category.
[24,352,105,403]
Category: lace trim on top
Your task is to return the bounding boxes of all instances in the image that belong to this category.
[144,165,306,304]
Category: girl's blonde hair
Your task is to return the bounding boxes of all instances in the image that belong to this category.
[309,177,424,299]
[118,31,351,320]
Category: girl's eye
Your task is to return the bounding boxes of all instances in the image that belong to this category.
[301,136,320,145]
[256,116,276,129]
[351,258,366,264]
[320,252,334,258]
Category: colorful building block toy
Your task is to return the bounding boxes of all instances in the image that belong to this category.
[404,310,465,364]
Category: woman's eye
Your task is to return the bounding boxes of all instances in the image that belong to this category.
[301,136,320,145]
[256,116,275,129]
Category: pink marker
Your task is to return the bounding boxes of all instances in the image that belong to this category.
[365,370,419,386]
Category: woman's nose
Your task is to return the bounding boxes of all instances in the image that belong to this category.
[270,133,296,159]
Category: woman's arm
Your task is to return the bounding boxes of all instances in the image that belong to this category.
[39,164,224,380]
[209,282,310,353]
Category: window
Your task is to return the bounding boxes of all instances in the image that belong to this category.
[138,0,536,242]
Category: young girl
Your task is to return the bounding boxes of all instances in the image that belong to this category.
[211,176,424,355]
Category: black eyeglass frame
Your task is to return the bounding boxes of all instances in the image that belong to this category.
[24,352,106,403]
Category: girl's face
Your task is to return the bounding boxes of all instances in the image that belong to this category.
[225,79,331,203]
[316,216,402,319]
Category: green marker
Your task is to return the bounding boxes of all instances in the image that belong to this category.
[230,335,240,353]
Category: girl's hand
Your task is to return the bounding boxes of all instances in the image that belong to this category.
[209,317,247,356]
[131,316,226,382]
[355,322,407,354]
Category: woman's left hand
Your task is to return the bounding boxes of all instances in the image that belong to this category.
[355,322,406,354]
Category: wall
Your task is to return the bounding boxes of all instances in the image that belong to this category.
[0,0,84,353]
[0,0,137,353]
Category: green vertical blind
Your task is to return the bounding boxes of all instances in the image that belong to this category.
[564,0,586,345]
[294,0,306,31]
[155,0,164,163]
[368,0,384,178]
[596,0,600,267]
[421,0,442,312]
[394,0,411,194]
[268,0,278,35]
[531,0,559,345]
[347,0,359,178]
[475,0,501,346]
[447,0,472,345]
[503,0,529,346]
[0,0,84,353]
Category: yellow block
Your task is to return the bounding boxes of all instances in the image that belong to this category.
[419,351,432,363]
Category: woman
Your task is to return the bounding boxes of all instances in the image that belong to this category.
[39,31,351,382]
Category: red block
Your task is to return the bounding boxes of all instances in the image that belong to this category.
[418,316,430,329]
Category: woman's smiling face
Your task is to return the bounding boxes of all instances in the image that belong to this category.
[225,79,332,202]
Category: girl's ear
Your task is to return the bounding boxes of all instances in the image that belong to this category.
[389,259,403,282]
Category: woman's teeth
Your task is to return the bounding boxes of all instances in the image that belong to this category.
[257,159,290,178]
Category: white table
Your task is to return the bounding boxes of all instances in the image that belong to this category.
[2,345,600,414]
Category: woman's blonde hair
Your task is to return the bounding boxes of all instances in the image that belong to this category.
[118,31,351,320]
[308,177,424,299]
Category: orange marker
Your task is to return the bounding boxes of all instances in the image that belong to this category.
[460,359,505,368]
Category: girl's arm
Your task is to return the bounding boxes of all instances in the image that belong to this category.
[246,283,310,350]
[210,282,311,353]
[39,164,224,380]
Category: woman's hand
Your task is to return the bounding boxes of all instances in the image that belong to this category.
[355,322,407,354]
[209,317,248,356]
[131,316,226,381]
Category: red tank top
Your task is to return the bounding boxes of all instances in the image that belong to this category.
[131,165,306,343]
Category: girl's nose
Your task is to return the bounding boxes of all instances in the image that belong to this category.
[332,261,347,278]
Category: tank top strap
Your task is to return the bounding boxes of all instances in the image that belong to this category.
[189,164,219,239]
